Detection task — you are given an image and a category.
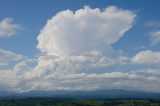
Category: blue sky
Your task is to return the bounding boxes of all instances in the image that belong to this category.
[0,0,160,92]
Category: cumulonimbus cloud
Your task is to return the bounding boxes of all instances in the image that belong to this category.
[35,5,136,85]
[37,6,136,56]
[22,6,137,91]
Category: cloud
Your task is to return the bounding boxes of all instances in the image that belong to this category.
[0,52,160,92]
[32,6,135,91]
[143,69,160,75]
[134,45,146,50]
[37,6,135,56]
[0,6,138,92]
[1,66,160,92]
[0,18,22,37]
[33,51,129,80]
[0,50,34,91]
[145,20,160,29]
[132,50,160,65]
[149,30,160,45]
[0,49,30,66]
[2,6,160,92]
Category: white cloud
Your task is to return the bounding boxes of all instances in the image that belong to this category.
[0,18,22,37]
[138,69,160,75]
[10,6,136,92]
[0,54,160,92]
[0,55,35,91]
[33,51,129,80]
[1,60,160,92]
[0,49,29,66]
[132,50,160,65]
[29,6,135,92]
[149,30,160,45]
[0,50,157,92]
[146,69,160,75]
[37,6,135,56]
[2,6,160,92]
[0,71,17,90]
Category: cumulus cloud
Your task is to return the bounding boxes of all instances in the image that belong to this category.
[2,6,160,92]
[0,52,160,92]
[30,6,136,91]
[1,65,160,92]
[0,18,22,37]
[34,50,130,79]
[0,50,34,91]
[0,6,138,92]
[132,50,160,65]
[37,6,135,55]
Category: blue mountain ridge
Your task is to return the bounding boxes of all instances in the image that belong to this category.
[0,89,160,99]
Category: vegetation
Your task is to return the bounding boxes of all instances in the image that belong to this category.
[0,98,160,106]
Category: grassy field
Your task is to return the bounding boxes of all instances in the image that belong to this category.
[0,98,160,106]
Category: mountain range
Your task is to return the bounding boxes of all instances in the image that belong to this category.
[0,89,160,99]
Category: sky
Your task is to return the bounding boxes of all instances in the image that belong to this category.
[0,0,160,92]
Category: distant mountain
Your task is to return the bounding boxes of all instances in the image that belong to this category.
[0,90,17,97]
[0,89,160,99]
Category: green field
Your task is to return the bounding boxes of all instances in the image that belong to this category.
[0,98,160,106]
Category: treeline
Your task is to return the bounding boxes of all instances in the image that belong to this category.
[0,98,160,106]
